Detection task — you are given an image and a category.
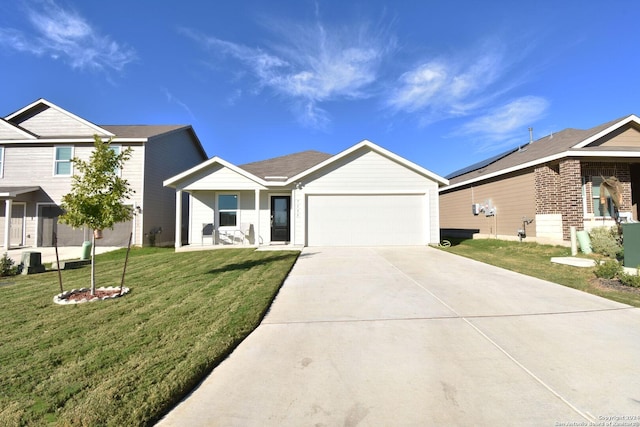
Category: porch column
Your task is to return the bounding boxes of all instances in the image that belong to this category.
[175,190,182,249]
[4,199,12,251]
[254,189,260,246]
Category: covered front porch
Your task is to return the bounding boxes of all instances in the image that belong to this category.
[173,188,298,249]
[0,186,41,251]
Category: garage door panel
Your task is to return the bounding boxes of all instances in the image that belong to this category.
[307,195,426,246]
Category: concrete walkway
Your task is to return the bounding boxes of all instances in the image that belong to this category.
[156,246,640,426]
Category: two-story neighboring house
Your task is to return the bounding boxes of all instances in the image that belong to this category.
[0,98,208,249]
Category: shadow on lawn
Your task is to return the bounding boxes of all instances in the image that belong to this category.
[205,253,299,275]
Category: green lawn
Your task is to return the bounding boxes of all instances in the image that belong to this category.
[438,238,640,307]
[0,247,299,426]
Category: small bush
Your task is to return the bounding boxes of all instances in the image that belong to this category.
[0,253,17,277]
[593,258,622,279]
[619,271,640,288]
[589,226,622,258]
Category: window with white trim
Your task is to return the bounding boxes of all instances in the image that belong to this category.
[591,176,615,217]
[110,145,121,175]
[218,194,238,227]
[54,146,73,176]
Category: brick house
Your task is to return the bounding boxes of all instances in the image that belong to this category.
[439,115,640,244]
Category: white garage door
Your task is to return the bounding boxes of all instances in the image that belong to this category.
[307,194,427,246]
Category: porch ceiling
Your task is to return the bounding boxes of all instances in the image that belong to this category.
[0,186,41,197]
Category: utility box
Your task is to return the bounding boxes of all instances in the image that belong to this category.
[21,251,46,275]
[472,203,480,215]
[622,223,640,268]
[81,241,92,260]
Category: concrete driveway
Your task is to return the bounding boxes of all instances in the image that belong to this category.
[156,246,640,426]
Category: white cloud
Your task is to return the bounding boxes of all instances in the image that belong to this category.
[162,88,196,121]
[0,0,135,72]
[455,96,550,152]
[459,96,549,136]
[387,46,505,120]
[181,16,394,129]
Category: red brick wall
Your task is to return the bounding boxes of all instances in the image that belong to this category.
[534,160,632,241]
[535,164,561,214]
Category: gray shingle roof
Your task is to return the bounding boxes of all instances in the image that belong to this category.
[101,125,189,138]
[239,150,333,180]
[447,116,631,186]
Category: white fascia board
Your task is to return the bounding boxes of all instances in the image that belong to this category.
[163,156,268,188]
[440,152,568,192]
[288,139,449,186]
[0,119,36,139]
[565,149,640,158]
[572,115,640,148]
[0,137,147,144]
[439,148,640,193]
[5,98,115,137]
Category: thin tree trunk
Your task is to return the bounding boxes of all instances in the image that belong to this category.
[120,232,133,294]
[91,232,96,295]
[53,232,63,294]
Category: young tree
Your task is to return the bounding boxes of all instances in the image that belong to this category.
[59,135,134,295]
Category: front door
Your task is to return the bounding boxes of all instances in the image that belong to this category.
[10,203,25,247]
[270,196,290,242]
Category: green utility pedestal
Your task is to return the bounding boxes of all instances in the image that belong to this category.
[622,223,640,268]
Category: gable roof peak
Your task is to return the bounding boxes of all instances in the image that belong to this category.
[6,98,114,138]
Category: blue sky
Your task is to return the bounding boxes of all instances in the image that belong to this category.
[1,0,638,177]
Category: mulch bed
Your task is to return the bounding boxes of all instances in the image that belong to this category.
[54,287,130,305]
[590,277,640,295]
[63,288,125,302]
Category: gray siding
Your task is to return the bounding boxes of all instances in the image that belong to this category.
[142,130,207,247]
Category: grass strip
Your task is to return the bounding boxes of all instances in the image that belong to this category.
[0,247,299,426]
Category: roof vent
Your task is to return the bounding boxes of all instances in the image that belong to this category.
[528,127,533,143]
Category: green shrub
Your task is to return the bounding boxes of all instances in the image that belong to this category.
[589,226,622,258]
[593,258,622,279]
[619,271,640,288]
[0,253,17,277]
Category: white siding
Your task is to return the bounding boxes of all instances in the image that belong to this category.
[0,124,32,140]
[189,190,261,245]
[303,149,434,192]
[13,106,110,137]
[0,142,145,247]
[180,165,264,191]
[299,148,440,245]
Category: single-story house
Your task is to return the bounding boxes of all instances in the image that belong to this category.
[439,114,640,244]
[164,140,448,248]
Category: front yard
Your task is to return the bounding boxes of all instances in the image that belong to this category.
[438,238,640,308]
[0,247,299,426]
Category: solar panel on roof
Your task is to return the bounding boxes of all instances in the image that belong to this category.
[445,144,527,179]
